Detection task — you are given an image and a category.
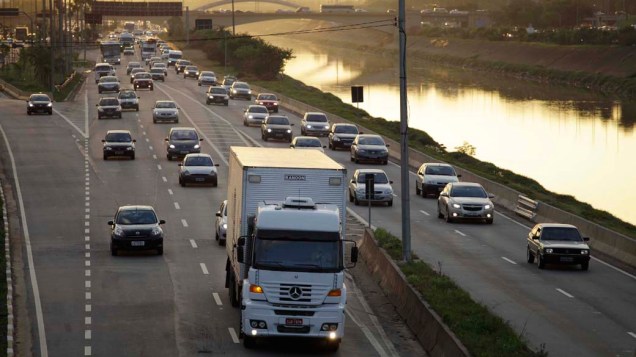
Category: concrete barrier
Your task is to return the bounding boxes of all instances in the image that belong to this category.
[359,228,470,357]
[249,84,636,268]
[0,78,30,100]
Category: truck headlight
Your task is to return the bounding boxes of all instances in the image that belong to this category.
[545,248,553,254]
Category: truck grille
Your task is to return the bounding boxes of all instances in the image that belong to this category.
[552,248,583,254]
[262,282,331,305]
[274,310,315,316]
[277,326,310,334]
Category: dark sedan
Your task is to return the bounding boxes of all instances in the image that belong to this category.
[108,205,165,256]
[26,93,53,115]
[350,134,390,165]
[328,123,360,150]
[102,130,136,160]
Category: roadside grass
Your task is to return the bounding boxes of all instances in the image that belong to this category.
[53,72,84,102]
[374,228,547,357]
[0,194,7,355]
[184,46,636,239]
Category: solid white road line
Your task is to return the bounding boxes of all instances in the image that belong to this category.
[0,125,49,356]
[628,332,636,339]
[419,210,430,216]
[556,288,574,298]
[213,293,222,306]
[200,263,209,275]
[502,257,517,265]
[189,239,198,248]
[454,230,466,237]
[228,328,240,343]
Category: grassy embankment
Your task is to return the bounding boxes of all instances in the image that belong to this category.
[0,60,88,101]
[374,228,546,357]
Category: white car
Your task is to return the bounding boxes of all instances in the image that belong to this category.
[215,200,227,245]
[152,100,179,123]
[415,163,461,197]
[151,62,168,76]
[437,182,494,224]
[243,105,269,126]
[178,153,219,187]
[289,136,326,152]
[300,112,331,137]
[348,169,394,206]
[198,71,217,86]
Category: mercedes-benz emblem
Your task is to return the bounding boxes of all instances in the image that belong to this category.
[288,286,302,300]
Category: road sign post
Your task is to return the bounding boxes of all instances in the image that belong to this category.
[365,174,375,228]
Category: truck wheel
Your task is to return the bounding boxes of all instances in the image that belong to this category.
[581,262,589,271]
[243,335,256,349]
[229,276,240,307]
[526,247,535,264]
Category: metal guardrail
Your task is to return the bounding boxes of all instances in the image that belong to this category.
[515,195,539,220]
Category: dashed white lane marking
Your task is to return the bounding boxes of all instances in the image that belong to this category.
[213,292,222,306]
[168,189,173,195]
[174,202,180,210]
[628,332,636,339]
[189,239,198,248]
[454,230,466,237]
[85,304,91,312]
[85,292,91,300]
[85,235,90,242]
[157,164,162,170]
[502,257,517,265]
[153,154,157,160]
[228,328,240,343]
[85,281,91,288]
[149,145,153,150]
[181,219,188,227]
[85,270,91,277]
[84,346,91,356]
[200,263,209,275]
[162,176,167,183]
[419,210,429,216]
[140,124,144,128]
[145,138,149,142]
[143,131,147,136]
[85,260,90,267]
[85,317,91,325]
[556,288,574,298]
[85,330,91,339]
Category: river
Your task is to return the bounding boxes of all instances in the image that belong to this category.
[236,22,636,226]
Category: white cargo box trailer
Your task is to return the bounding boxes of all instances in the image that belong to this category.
[225,146,347,287]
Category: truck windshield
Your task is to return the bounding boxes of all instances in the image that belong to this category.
[253,231,341,272]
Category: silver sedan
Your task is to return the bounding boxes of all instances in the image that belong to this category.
[152,100,179,123]
[437,182,494,224]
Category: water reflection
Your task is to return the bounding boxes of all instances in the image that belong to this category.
[267,36,636,225]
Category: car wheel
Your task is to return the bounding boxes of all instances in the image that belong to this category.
[581,262,589,271]
[180,178,185,187]
[537,254,545,269]
[262,133,267,141]
[206,100,210,105]
[383,160,388,165]
[135,106,139,112]
[98,89,102,94]
[48,110,53,115]
[486,218,493,224]
[166,154,171,160]
[153,119,157,124]
[355,157,360,164]
[388,200,393,207]
[415,183,421,196]
[349,190,354,203]
[526,247,535,264]
[118,114,122,119]
[445,206,453,223]
[350,154,354,162]
[437,206,444,219]
[157,247,163,255]
[130,153,135,160]
[244,120,248,126]
[103,153,108,160]
[27,111,31,115]
[150,87,154,91]
[213,180,218,187]
[111,246,117,256]
[198,83,201,86]
[288,137,292,143]
[354,196,359,206]
[274,108,278,113]
[224,102,229,106]
[183,75,186,79]
[98,115,102,120]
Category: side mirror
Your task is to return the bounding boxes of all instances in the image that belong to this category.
[457,174,462,178]
[389,180,394,184]
[107,220,114,225]
[25,100,28,103]
[322,146,326,149]
[290,123,295,126]
[386,144,390,147]
[178,163,183,167]
[101,139,106,143]
[488,193,495,199]
[237,246,245,264]
[95,104,98,106]
[289,144,294,148]
[237,237,246,246]
[359,131,364,135]
[164,138,169,141]
[216,211,221,217]
[214,163,220,167]
[159,219,166,225]
[132,139,136,143]
[583,237,590,242]
[199,138,203,141]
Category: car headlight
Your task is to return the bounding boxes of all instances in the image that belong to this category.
[28,103,34,107]
[358,149,367,153]
[581,250,589,255]
[333,136,340,141]
[267,128,272,133]
[355,187,365,193]
[47,103,53,107]
[273,102,278,106]
[248,90,252,94]
[98,107,104,112]
[224,95,229,99]
[286,129,292,133]
[126,147,134,151]
[306,125,312,129]
[248,115,254,119]
[150,226,162,236]
[222,223,227,230]
[169,144,175,149]
[452,203,461,209]
[194,144,200,149]
[182,170,190,176]
[113,226,124,237]
[484,204,492,209]
[545,248,553,254]
[104,146,113,151]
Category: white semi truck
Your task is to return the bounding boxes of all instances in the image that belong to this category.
[225,147,358,350]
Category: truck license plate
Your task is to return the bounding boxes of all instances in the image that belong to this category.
[131,241,145,247]
[285,318,303,326]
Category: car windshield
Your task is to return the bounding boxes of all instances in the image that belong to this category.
[99,99,119,106]
[425,165,456,176]
[116,209,158,225]
[259,94,276,100]
[118,92,136,99]
[150,69,163,74]
[201,72,215,77]
[131,69,143,75]
[105,132,132,142]
[334,125,357,134]
[136,73,151,79]
[95,65,111,72]
[268,117,289,125]
[234,83,249,89]
[541,227,582,241]
[171,130,197,140]
[101,77,117,83]
[153,63,166,68]
[357,172,389,184]
[358,136,385,145]
[169,53,182,59]
[185,156,213,166]
[31,95,50,102]
[306,114,327,122]
[210,88,226,94]
[156,102,176,109]
[223,78,235,85]
[179,61,191,66]
[250,106,268,113]
[296,139,321,147]
[450,185,487,198]
[186,66,197,71]
[128,63,140,68]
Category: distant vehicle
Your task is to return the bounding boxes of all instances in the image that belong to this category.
[175,59,191,74]
[526,223,590,270]
[261,114,294,142]
[14,27,29,41]
[215,200,227,245]
[102,130,136,160]
[119,32,135,50]
[151,62,168,76]
[349,169,394,206]
[243,105,269,126]
[117,89,140,111]
[221,76,236,91]
[415,163,461,197]
[354,8,368,13]
[141,37,157,61]
[152,100,179,123]
[328,123,359,150]
[178,153,219,187]
[290,136,325,152]
[198,71,217,86]
[149,68,166,82]
[320,4,355,13]
[147,56,162,67]
[296,6,311,13]
[123,46,135,55]
[133,72,154,90]
[129,68,144,83]
[205,86,229,106]
[255,93,279,112]
[165,127,203,160]
[94,63,116,83]
[437,182,494,224]
[183,65,199,79]
[26,93,53,115]
[97,76,120,94]
[100,41,121,65]
[96,97,122,119]
[167,50,183,66]
[350,134,389,165]
[108,205,165,256]
[124,21,135,33]
[126,61,142,75]
[301,112,330,137]
[229,81,251,100]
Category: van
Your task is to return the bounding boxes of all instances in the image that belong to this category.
[167,50,183,67]
[94,63,115,84]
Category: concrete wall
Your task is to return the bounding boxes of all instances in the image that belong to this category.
[250,84,636,268]
[359,228,470,357]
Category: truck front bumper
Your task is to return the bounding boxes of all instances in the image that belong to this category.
[241,299,345,340]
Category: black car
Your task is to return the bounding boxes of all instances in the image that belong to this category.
[96,97,122,119]
[350,134,390,165]
[102,130,136,160]
[527,223,591,270]
[183,65,199,79]
[26,93,53,115]
[165,127,203,160]
[328,123,360,150]
[108,205,165,256]
[205,86,229,106]
[174,59,191,74]
[132,72,154,91]
[261,115,294,142]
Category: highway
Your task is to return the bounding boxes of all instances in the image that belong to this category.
[0,46,635,356]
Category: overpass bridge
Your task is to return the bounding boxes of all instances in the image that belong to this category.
[193,0,301,12]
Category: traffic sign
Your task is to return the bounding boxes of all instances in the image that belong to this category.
[0,8,20,16]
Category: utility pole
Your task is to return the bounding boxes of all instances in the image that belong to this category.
[231,0,235,35]
[49,0,53,93]
[185,6,189,45]
[398,0,411,261]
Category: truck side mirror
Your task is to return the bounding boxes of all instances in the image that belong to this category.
[350,246,359,263]
[237,237,245,246]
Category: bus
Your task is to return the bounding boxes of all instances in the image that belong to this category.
[124,21,135,33]
[320,4,355,13]
[100,41,121,65]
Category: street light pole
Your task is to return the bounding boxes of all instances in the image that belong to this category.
[398,0,411,261]
[231,0,235,35]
